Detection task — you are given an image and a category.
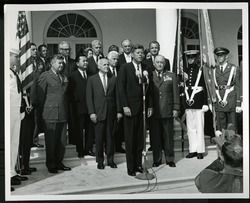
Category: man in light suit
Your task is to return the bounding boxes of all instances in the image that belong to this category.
[118,39,133,66]
[37,54,71,173]
[86,58,122,169]
[68,54,91,158]
[10,62,28,191]
[107,51,126,153]
[151,55,180,167]
[213,47,241,133]
[117,44,153,176]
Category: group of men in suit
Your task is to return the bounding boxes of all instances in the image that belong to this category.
[10,35,243,186]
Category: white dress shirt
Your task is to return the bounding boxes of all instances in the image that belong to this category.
[78,68,87,79]
[124,53,132,63]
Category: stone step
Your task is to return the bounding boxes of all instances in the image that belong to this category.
[12,147,218,196]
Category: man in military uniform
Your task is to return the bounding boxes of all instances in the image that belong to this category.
[151,55,180,167]
[213,47,242,134]
[184,50,209,160]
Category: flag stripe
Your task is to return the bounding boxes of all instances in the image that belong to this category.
[17,11,33,91]
[20,48,31,66]
[20,40,31,56]
[20,33,30,48]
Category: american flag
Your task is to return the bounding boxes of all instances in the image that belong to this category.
[16,11,33,91]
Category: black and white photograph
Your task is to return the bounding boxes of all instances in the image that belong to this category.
[3,1,249,201]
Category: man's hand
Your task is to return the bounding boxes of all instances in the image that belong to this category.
[173,110,178,118]
[147,108,153,118]
[26,105,33,114]
[90,113,97,123]
[117,113,123,121]
[236,106,242,113]
[123,107,131,117]
[201,105,209,112]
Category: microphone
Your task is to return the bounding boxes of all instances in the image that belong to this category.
[143,70,149,84]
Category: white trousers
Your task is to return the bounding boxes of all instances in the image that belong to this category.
[186,109,205,153]
[10,107,21,177]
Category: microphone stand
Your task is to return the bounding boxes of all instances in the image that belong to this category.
[135,78,155,180]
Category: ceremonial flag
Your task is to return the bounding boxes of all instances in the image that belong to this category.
[16,11,33,91]
[198,9,217,133]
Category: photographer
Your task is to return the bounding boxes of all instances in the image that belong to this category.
[195,127,243,193]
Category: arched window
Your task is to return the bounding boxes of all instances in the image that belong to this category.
[44,11,102,58]
[237,25,242,65]
[181,17,200,51]
[47,13,97,38]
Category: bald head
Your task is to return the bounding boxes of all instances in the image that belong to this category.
[107,51,119,67]
[154,55,166,72]
[121,39,132,54]
[98,58,109,74]
[58,41,70,57]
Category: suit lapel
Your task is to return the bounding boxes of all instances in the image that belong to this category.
[97,73,106,95]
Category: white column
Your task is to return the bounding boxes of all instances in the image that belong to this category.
[156,9,177,72]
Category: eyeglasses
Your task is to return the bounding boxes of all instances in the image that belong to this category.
[60,48,70,51]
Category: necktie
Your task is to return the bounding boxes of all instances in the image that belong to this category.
[84,71,87,79]
[112,67,116,77]
[103,74,107,94]
[57,73,62,83]
[158,72,161,80]
[220,66,223,73]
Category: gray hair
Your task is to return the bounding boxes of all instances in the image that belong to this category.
[107,51,119,59]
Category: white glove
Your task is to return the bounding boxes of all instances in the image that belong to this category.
[215,130,222,137]
[201,105,209,112]
[236,106,242,113]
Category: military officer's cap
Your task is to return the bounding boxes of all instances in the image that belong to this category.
[184,50,199,57]
[214,47,230,56]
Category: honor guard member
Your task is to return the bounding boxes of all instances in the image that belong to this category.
[213,47,242,134]
[184,50,209,160]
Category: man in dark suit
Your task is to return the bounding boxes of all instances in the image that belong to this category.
[58,41,76,145]
[118,39,133,66]
[58,41,76,77]
[213,47,241,134]
[68,54,91,158]
[19,43,38,176]
[37,44,50,71]
[151,55,180,168]
[107,51,126,153]
[37,54,71,173]
[87,39,103,76]
[86,58,121,169]
[183,50,209,160]
[117,44,153,176]
[143,41,170,72]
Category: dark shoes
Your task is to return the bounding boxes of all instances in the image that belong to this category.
[11,187,15,192]
[197,153,204,159]
[97,163,105,170]
[152,162,161,167]
[186,152,197,158]
[85,150,95,156]
[116,147,126,153]
[32,143,44,148]
[108,162,117,168]
[57,164,71,171]
[48,168,58,174]
[11,175,28,185]
[78,152,85,158]
[127,170,136,176]
[166,161,176,167]
[20,167,37,175]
